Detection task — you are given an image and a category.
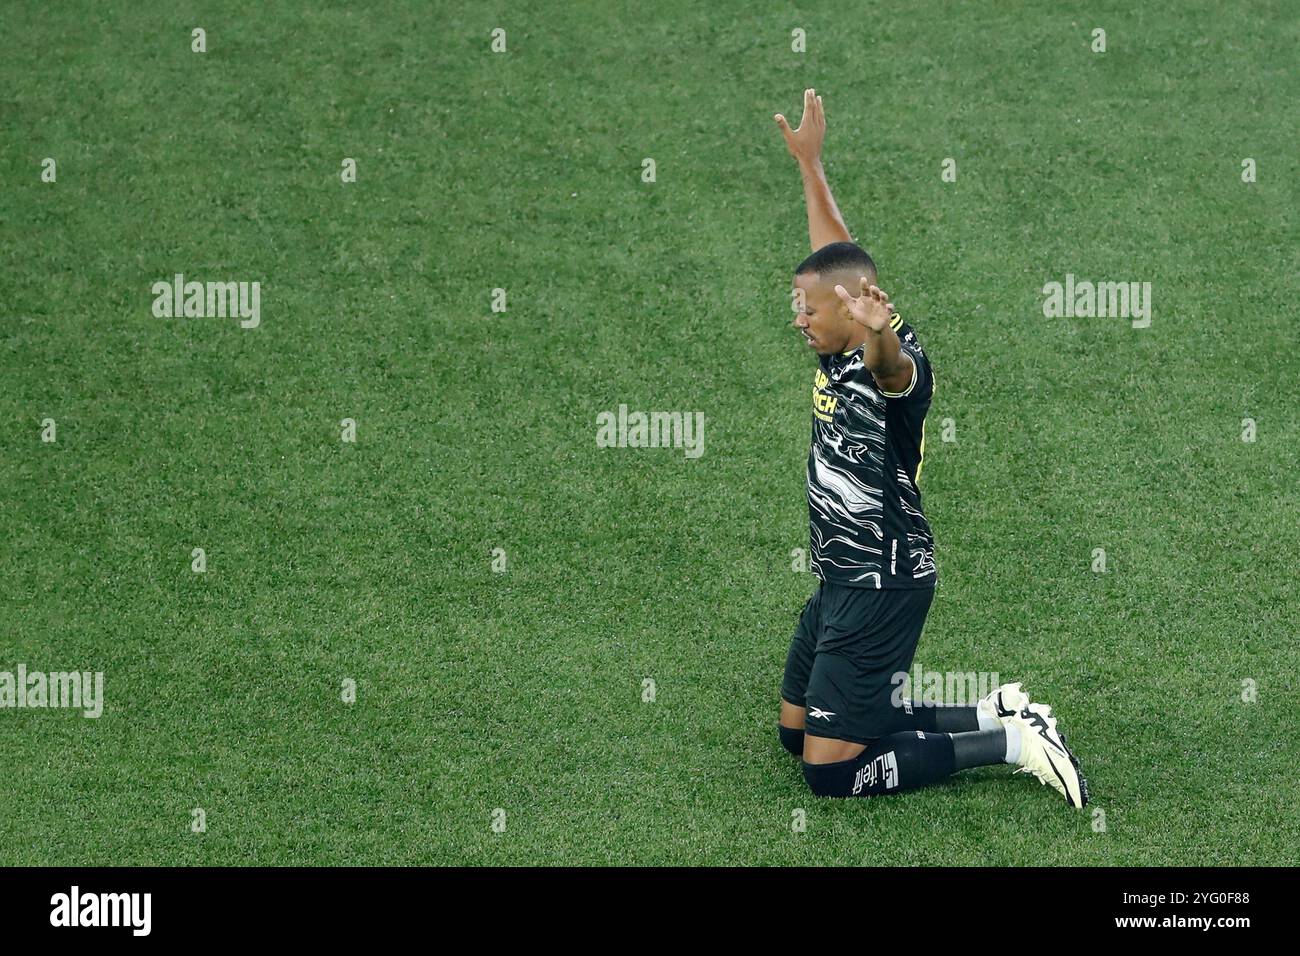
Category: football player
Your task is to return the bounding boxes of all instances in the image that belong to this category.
[773,89,1087,807]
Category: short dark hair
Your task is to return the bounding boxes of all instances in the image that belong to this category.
[795,241,877,281]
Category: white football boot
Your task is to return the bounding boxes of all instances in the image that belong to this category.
[976,682,1030,729]
[1009,702,1089,808]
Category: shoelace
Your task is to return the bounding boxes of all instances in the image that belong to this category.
[1014,766,1049,783]
[1013,729,1064,786]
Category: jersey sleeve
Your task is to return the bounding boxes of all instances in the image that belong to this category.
[880,330,933,403]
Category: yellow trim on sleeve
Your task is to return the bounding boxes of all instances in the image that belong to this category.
[879,351,918,398]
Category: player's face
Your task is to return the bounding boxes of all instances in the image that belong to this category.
[792,272,852,355]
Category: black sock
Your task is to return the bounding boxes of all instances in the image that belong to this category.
[778,725,805,756]
[951,728,1007,770]
[899,702,980,734]
[802,731,956,797]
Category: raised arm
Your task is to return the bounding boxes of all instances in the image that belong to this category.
[834,279,914,395]
[775,89,853,252]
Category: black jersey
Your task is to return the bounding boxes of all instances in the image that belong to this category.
[806,315,936,589]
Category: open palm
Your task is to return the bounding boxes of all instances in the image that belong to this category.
[774,88,825,164]
[834,278,893,332]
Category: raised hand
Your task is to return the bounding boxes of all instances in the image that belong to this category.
[834,278,894,333]
[774,88,825,165]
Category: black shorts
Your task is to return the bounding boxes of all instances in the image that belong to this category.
[780,581,935,745]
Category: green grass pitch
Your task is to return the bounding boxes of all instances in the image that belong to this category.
[1,0,1297,866]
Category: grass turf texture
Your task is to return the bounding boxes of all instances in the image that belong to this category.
[1,0,1297,866]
